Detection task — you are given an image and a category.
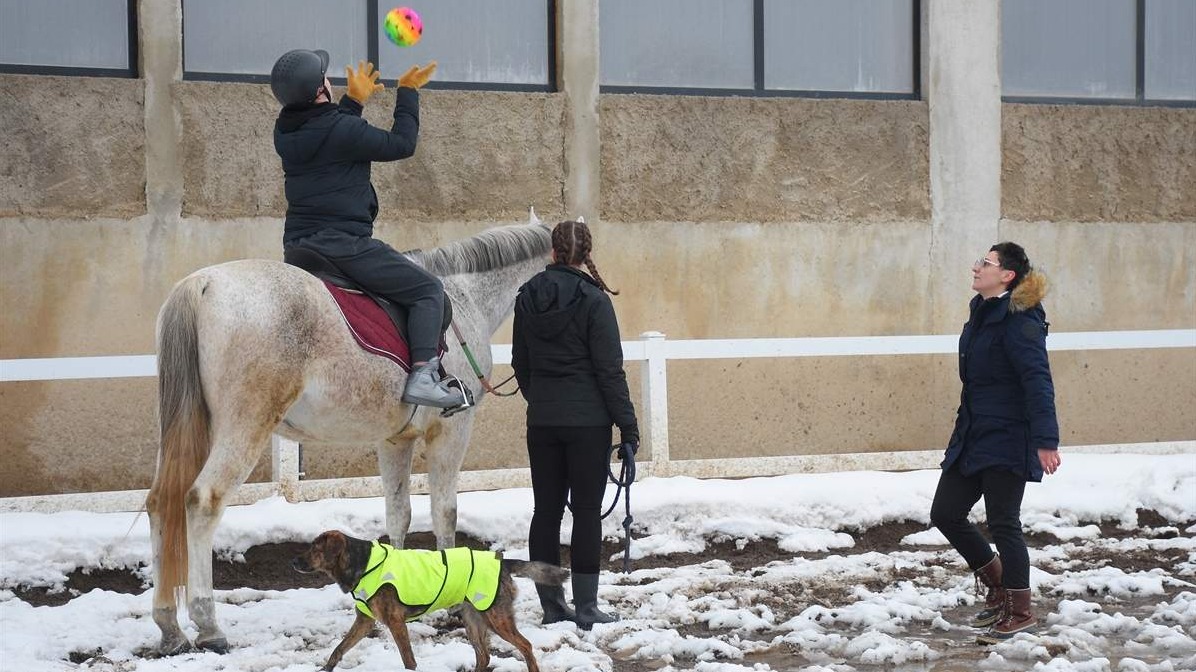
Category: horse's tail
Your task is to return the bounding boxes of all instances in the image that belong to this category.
[147,274,211,597]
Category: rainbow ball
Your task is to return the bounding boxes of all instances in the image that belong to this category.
[384,7,423,47]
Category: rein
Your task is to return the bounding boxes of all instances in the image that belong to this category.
[449,320,520,397]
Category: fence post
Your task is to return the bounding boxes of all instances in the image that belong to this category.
[271,434,301,502]
[640,331,670,473]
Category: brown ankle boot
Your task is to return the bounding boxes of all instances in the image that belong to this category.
[971,555,1005,628]
[977,588,1037,643]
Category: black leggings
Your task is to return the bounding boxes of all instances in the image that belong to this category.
[930,464,1030,589]
[527,425,612,575]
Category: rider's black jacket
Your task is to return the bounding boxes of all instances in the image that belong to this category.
[274,90,419,246]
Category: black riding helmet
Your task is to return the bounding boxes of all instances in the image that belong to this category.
[270,49,330,107]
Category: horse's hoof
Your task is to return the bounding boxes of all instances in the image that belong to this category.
[196,637,229,654]
[155,636,192,657]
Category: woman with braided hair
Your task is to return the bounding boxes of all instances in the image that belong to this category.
[930,241,1061,644]
[512,220,638,630]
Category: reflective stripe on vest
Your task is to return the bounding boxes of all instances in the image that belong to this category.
[351,543,501,620]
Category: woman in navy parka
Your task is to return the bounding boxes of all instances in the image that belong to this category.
[930,242,1061,643]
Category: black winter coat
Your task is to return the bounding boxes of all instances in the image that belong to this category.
[274,89,419,246]
[512,265,639,444]
[943,272,1059,482]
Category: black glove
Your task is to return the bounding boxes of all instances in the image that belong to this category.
[617,441,638,461]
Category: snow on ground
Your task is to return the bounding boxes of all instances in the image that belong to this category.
[1,453,1194,671]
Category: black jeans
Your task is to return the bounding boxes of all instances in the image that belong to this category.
[290,229,444,363]
[930,463,1030,589]
[527,426,612,575]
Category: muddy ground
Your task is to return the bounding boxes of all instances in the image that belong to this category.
[14,510,1194,672]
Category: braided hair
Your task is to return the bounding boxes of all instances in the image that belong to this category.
[551,220,619,295]
[990,241,1032,291]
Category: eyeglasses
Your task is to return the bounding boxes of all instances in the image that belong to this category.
[973,258,1000,270]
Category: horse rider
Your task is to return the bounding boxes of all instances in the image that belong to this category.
[269,49,463,409]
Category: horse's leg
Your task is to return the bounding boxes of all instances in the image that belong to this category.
[425,415,477,549]
[377,436,415,548]
[148,507,189,654]
[185,415,282,652]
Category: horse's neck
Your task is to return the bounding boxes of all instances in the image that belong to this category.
[456,256,547,337]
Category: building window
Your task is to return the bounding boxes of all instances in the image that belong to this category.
[1145,0,1196,101]
[763,0,916,95]
[0,0,136,77]
[1002,0,1196,105]
[600,0,755,90]
[183,0,553,90]
[376,0,552,89]
[184,0,367,81]
[600,0,919,99]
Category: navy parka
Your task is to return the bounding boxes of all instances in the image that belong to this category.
[943,273,1059,482]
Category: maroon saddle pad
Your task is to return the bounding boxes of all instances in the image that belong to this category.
[322,280,445,372]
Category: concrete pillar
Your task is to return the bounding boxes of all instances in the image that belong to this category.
[138,0,184,219]
[557,0,601,222]
[926,0,1002,332]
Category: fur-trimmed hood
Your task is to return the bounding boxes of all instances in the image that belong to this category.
[1010,269,1048,313]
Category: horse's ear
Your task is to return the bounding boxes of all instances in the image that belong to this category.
[528,206,540,226]
[577,215,585,224]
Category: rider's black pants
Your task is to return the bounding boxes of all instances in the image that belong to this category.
[288,229,444,363]
[527,425,612,575]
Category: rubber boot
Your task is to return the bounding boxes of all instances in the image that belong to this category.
[401,357,465,408]
[535,584,575,625]
[972,554,1006,628]
[572,573,616,631]
[977,588,1037,644]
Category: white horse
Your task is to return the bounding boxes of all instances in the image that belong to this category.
[146,214,551,654]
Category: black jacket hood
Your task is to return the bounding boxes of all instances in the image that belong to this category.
[274,102,339,163]
[516,265,599,339]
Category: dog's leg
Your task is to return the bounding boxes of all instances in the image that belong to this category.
[321,612,373,672]
[483,606,540,672]
[461,605,492,671]
[378,611,419,670]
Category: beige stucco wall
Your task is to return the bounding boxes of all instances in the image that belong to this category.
[1,70,1193,496]
[0,76,146,219]
[1003,104,1196,223]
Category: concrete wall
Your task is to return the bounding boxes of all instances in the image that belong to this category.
[1,0,1193,497]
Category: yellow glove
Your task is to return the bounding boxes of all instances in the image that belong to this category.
[345,60,384,104]
[398,61,437,90]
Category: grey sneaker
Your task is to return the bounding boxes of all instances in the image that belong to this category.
[401,357,466,409]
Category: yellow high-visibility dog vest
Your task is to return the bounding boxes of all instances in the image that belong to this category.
[351,543,501,621]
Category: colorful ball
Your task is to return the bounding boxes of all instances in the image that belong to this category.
[384,7,423,47]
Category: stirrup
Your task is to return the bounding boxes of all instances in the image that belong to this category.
[439,376,475,418]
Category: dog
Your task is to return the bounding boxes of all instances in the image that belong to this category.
[292,530,569,671]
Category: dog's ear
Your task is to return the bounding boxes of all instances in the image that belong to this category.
[317,531,348,561]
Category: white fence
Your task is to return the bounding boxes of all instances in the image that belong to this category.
[1,329,1194,513]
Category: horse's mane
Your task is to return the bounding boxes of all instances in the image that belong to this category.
[407,223,551,275]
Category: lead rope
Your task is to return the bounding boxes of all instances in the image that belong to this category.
[449,320,520,397]
[567,443,636,574]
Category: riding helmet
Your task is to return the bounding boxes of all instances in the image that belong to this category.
[270,49,330,106]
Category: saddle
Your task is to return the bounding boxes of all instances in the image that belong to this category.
[284,247,452,372]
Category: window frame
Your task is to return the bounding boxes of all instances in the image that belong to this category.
[1002,0,1196,108]
[180,0,557,92]
[599,0,922,100]
[0,0,139,78]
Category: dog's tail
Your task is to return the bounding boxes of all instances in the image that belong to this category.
[502,559,570,586]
